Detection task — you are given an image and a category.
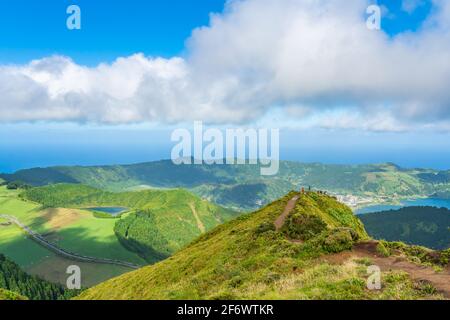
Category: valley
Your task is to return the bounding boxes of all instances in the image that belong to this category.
[0,184,237,286]
[1,160,449,300]
[0,186,144,286]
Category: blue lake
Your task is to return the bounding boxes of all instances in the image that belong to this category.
[87,207,128,216]
[356,198,450,215]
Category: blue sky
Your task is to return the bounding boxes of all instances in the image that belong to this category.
[1,0,450,172]
[0,0,432,63]
[0,0,225,65]
[377,0,433,34]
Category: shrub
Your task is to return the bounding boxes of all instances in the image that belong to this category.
[264,272,281,284]
[6,181,31,190]
[255,222,276,235]
[384,271,409,284]
[228,276,244,288]
[92,211,119,219]
[439,249,450,265]
[423,248,450,266]
[283,213,327,241]
[354,258,372,266]
[414,280,437,295]
[320,228,355,253]
[383,241,450,266]
[376,241,391,257]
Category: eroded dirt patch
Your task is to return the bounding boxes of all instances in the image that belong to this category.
[41,208,86,230]
[189,203,206,233]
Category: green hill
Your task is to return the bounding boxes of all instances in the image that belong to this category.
[76,192,448,300]
[360,206,450,250]
[22,184,238,262]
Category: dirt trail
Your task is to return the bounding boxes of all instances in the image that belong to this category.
[189,203,205,233]
[274,195,299,231]
[324,241,450,298]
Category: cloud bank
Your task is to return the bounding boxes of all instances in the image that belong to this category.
[1,0,450,131]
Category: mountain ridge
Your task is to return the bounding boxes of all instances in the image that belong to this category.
[3,160,450,210]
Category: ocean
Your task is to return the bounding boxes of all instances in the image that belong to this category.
[356,198,450,215]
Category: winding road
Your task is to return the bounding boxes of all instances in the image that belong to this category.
[0,214,140,269]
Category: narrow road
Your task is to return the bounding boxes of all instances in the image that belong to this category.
[0,214,140,269]
[274,195,300,231]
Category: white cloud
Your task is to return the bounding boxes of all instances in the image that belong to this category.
[1,0,450,132]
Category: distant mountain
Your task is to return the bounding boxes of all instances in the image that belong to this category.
[3,160,450,210]
[22,184,238,263]
[76,192,449,300]
[360,206,450,250]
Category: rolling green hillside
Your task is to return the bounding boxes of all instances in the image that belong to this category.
[77,192,448,300]
[22,184,238,262]
[3,160,450,210]
[360,207,450,250]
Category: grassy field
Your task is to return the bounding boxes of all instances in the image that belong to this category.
[23,184,239,262]
[0,186,144,286]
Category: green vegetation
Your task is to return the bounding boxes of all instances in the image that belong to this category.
[360,206,450,250]
[0,288,28,300]
[281,192,367,255]
[2,163,449,300]
[283,213,327,241]
[0,181,237,285]
[91,210,120,219]
[6,181,31,190]
[382,241,450,267]
[376,241,391,257]
[285,192,367,239]
[114,211,169,262]
[0,254,78,300]
[77,192,443,300]
[4,160,450,210]
[316,228,359,254]
[23,184,238,263]
[0,186,144,286]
